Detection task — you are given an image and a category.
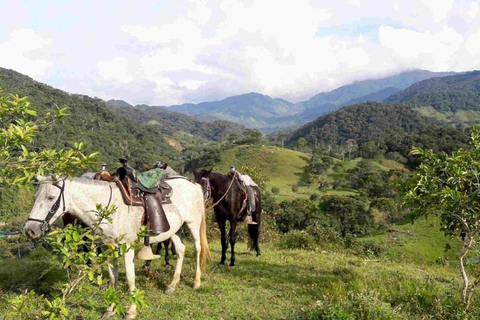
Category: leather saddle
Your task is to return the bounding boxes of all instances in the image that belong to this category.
[95,170,172,235]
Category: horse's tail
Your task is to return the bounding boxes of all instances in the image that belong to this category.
[200,208,211,272]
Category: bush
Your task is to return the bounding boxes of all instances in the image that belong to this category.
[278,230,316,250]
[271,186,280,195]
[275,199,317,233]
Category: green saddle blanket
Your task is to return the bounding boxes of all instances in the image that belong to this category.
[137,168,167,189]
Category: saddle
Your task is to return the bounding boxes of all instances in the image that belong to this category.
[95,170,172,235]
[230,173,257,223]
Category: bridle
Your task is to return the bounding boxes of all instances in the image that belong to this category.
[28,179,66,233]
[201,177,212,203]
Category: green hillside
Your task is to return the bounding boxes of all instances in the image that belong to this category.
[386,70,480,113]
[211,145,404,202]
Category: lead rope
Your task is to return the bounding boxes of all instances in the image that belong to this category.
[206,171,237,210]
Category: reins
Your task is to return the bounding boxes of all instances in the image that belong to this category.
[205,171,237,210]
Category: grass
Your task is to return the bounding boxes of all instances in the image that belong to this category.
[215,145,404,203]
[0,228,476,320]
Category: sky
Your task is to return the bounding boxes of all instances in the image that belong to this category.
[1,0,480,106]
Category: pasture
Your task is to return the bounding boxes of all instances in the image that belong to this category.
[0,216,476,319]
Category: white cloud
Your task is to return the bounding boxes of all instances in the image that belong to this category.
[421,0,454,22]
[4,0,480,106]
[0,29,53,77]
[97,57,133,83]
[379,25,463,70]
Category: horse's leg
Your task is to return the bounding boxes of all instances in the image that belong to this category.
[163,240,170,266]
[229,220,237,267]
[103,258,118,319]
[165,233,186,294]
[218,220,227,265]
[124,249,138,320]
[187,223,203,289]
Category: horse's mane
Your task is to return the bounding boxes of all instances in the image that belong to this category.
[71,177,114,186]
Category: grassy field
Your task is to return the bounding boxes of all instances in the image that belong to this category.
[214,145,404,202]
[0,215,475,320]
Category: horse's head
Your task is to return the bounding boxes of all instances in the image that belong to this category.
[193,169,213,202]
[24,175,67,239]
[193,168,212,184]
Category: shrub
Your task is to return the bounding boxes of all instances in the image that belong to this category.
[271,186,280,195]
[275,199,317,233]
[278,230,316,250]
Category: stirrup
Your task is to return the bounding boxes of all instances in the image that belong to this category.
[136,245,161,260]
[244,215,257,225]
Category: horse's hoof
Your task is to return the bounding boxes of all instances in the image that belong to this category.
[124,312,137,320]
[164,286,175,294]
[193,282,201,290]
[102,311,116,319]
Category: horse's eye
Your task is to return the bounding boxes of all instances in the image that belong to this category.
[48,195,55,200]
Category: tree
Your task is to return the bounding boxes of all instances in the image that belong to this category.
[403,126,480,309]
[241,128,262,145]
[0,89,96,185]
[297,137,308,152]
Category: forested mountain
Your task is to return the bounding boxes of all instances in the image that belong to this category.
[386,70,480,112]
[0,68,181,169]
[286,102,469,166]
[106,100,246,142]
[169,92,302,131]
[296,70,457,122]
[168,70,456,132]
[287,102,432,145]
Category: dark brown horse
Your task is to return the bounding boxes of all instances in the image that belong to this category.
[194,169,261,266]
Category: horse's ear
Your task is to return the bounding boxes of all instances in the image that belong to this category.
[34,175,45,183]
[207,168,213,174]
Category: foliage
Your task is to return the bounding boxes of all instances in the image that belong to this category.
[319,195,374,237]
[275,199,318,233]
[387,70,480,113]
[278,230,316,250]
[240,128,263,145]
[271,186,280,195]
[6,205,145,319]
[0,90,97,185]
[402,126,480,308]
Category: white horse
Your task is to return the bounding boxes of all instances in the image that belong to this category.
[24,176,210,319]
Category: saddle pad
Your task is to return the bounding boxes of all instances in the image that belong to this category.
[138,168,167,189]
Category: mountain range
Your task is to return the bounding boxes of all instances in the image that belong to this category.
[167,70,457,132]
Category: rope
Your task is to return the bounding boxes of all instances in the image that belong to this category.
[206,171,237,210]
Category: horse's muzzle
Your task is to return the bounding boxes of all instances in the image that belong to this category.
[23,221,44,239]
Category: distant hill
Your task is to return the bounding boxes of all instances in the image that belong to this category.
[385,71,480,112]
[295,70,457,123]
[168,70,456,133]
[285,102,469,166]
[106,100,246,142]
[169,92,302,131]
[0,68,180,169]
[287,102,433,146]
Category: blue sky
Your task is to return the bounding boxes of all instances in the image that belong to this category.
[1,0,479,106]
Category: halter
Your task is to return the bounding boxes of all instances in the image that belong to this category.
[201,177,212,203]
[28,179,66,232]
